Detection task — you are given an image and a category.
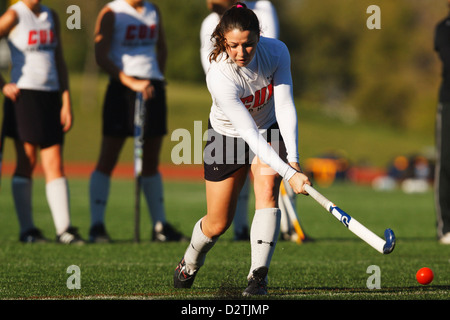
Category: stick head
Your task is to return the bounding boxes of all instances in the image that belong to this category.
[383,228,395,254]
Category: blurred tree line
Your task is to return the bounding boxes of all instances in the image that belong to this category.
[1,0,446,131]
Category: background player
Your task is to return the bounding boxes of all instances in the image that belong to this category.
[89,0,186,243]
[0,0,84,244]
[434,0,450,244]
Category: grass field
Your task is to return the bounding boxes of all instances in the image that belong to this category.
[0,80,447,313]
[0,176,449,305]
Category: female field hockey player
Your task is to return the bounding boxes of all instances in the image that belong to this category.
[174,3,311,296]
[89,0,186,243]
[0,0,84,243]
[200,0,306,243]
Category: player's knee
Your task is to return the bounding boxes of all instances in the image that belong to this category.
[207,220,231,237]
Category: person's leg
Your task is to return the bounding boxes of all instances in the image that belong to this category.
[174,167,249,288]
[142,136,166,227]
[435,102,450,243]
[141,135,186,241]
[12,140,41,241]
[233,175,250,240]
[40,144,71,237]
[89,136,126,240]
[243,140,286,296]
[248,156,282,277]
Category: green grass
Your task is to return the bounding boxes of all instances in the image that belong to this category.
[0,177,449,302]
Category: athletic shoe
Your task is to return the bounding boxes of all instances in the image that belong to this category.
[174,258,198,288]
[439,232,450,245]
[19,228,49,243]
[242,267,268,297]
[57,227,85,245]
[89,223,111,243]
[152,222,189,242]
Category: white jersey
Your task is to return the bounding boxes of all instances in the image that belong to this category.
[107,0,164,80]
[206,37,298,180]
[200,0,280,73]
[245,1,279,39]
[7,1,59,91]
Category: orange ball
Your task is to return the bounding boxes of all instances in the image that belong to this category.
[416,267,434,285]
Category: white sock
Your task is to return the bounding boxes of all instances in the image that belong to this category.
[89,170,110,227]
[279,180,296,233]
[233,176,250,235]
[142,173,166,227]
[184,219,217,274]
[12,176,34,234]
[279,191,290,233]
[248,208,281,279]
[46,177,71,235]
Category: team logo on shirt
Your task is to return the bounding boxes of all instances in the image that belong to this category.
[240,81,274,112]
[27,29,56,50]
[123,24,157,46]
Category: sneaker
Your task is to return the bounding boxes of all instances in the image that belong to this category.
[89,223,111,243]
[439,232,450,245]
[152,222,188,242]
[57,227,85,245]
[19,228,49,243]
[174,258,198,288]
[242,267,268,297]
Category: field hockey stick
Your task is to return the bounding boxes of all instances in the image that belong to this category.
[133,92,145,243]
[280,181,305,243]
[303,184,395,254]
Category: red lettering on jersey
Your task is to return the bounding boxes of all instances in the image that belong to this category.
[40,30,47,44]
[138,24,147,39]
[125,25,137,40]
[28,29,55,45]
[28,30,37,45]
[49,30,55,44]
[267,81,274,100]
[125,24,157,40]
[149,25,156,38]
[240,81,274,110]
[240,95,254,109]
[253,87,266,109]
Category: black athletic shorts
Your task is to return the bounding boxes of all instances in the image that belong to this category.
[204,119,285,181]
[2,89,64,148]
[102,79,167,137]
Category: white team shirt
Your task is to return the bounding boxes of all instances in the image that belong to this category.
[200,0,280,73]
[107,0,164,80]
[206,37,298,180]
[245,1,280,39]
[7,1,59,91]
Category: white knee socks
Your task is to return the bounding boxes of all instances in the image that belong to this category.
[184,219,217,274]
[46,177,71,235]
[142,173,166,227]
[248,208,281,279]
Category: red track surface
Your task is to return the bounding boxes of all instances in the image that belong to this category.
[2,162,385,184]
[1,162,204,181]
